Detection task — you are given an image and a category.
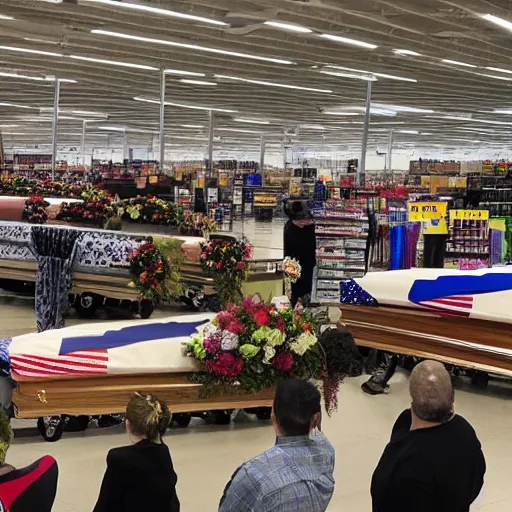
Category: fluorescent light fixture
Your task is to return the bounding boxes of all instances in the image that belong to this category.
[234,118,270,124]
[92,30,294,65]
[427,115,512,126]
[397,130,419,134]
[216,127,262,134]
[493,109,512,114]
[319,70,377,82]
[300,124,326,130]
[372,103,434,114]
[485,66,512,75]
[0,102,38,109]
[0,71,46,81]
[215,74,331,93]
[478,73,512,82]
[482,14,512,32]
[324,111,362,116]
[70,54,157,70]
[264,21,312,33]
[181,124,204,128]
[393,49,422,56]
[133,96,238,113]
[421,133,434,135]
[164,69,205,77]
[81,0,227,26]
[179,79,217,86]
[442,59,477,68]
[97,126,126,132]
[320,33,377,49]
[0,45,63,57]
[0,15,15,20]
[322,65,416,83]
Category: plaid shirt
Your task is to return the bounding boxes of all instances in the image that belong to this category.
[219,432,335,512]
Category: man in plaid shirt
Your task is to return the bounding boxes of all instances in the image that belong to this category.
[219,379,335,512]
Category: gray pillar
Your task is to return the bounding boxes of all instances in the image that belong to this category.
[358,80,372,187]
[159,67,166,174]
[208,109,214,176]
[51,79,60,181]
[81,120,87,166]
[386,129,393,182]
[259,135,265,173]
[123,131,129,160]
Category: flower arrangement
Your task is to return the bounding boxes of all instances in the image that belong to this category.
[22,195,50,224]
[118,195,182,225]
[127,241,170,305]
[179,211,216,237]
[0,178,86,198]
[200,238,252,306]
[57,188,116,228]
[184,298,364,414]
[282,257,302,283]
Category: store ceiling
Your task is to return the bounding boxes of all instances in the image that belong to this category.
[1,0,512,155]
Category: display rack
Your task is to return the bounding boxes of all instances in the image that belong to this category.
[312,199,369,303]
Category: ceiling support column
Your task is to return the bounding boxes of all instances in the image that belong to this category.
[159,67,166,174]
[358,79,372,187]
[386,128,393,183]
[259,134,265,173]
[81,120,87,167]
[207,109,214,177]
[51,78,60,181]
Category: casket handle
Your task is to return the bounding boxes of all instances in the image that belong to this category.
[37,390,47,404]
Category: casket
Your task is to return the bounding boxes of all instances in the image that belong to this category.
[8,314,274,418]
[340,268,512,376]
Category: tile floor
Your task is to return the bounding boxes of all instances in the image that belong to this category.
[0,219,511,510]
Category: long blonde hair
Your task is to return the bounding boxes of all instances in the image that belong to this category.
[126,393,171,442]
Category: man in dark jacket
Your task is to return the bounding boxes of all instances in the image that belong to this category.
[283,200,316,307]
[371,360,485,512]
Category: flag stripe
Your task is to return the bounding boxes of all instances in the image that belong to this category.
[11,355,107,372]
[427,299,473,309]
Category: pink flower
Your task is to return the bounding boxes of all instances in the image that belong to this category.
[276,317,285,333]
[204,334,221,355]
[206,352,244,378]
[217,311,235,330]
[235,261,246,272]
[226,319,245,335]
[201,252,207,259]
[253,310,270,327]
[216,261,223,270]
[272,352,294,373]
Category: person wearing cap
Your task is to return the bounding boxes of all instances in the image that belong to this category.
[283,200,316,307]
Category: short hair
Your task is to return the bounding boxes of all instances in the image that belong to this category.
[273,378,321,436]
[409,360,454,423]
[126,392,171,442]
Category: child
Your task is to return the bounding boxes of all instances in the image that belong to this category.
[93,393,180,512]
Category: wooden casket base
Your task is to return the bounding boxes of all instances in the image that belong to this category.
[13,372,274,419]
[340,305,512,376]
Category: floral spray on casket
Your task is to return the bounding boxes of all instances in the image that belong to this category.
[184,296,364,414]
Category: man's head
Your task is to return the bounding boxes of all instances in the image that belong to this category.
[409,360,454,424]
[272,378,321,437]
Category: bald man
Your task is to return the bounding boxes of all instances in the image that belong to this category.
[371,360,485,512]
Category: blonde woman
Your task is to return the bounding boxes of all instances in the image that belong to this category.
[93,393,180,512]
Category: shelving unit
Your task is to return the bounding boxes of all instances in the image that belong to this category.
[312,199,369,302]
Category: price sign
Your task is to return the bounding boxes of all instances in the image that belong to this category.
[450,209,489,221]
[408,202,447,221]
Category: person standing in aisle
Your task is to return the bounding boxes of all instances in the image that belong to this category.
[371,360,486,512]
[283,200,316,307]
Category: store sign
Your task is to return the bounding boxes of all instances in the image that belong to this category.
[450,209,489,221]
[408,201,447,221]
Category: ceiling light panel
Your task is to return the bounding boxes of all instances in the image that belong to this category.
[179,79,217,86]
[485,66,512,75]
[320,34,377,49]
[234,118,270,124]
[133,96,238,113]
[70,54,157,70]
[482,14,512,32]
[214,74,331,93]
[264,21,312,33]
[164,69,205,77]
[393,49,422,56]
[0,15,15,20]
[442,59,477,68]
[92,30,294,65]
[322,65,416,82]
[0,45,63,57]
[81,0,227,25]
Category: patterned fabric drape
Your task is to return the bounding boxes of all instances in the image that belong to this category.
[30,227,80,332]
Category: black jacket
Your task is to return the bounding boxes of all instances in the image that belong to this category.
[371,409,485,512]
[93,439,180,512]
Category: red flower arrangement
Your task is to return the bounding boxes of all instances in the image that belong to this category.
[128,241,170,305]
[200,238,252,306]
[22,195,50,224]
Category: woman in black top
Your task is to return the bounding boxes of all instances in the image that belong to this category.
[93,393,180,512]
[283,200,316,307]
